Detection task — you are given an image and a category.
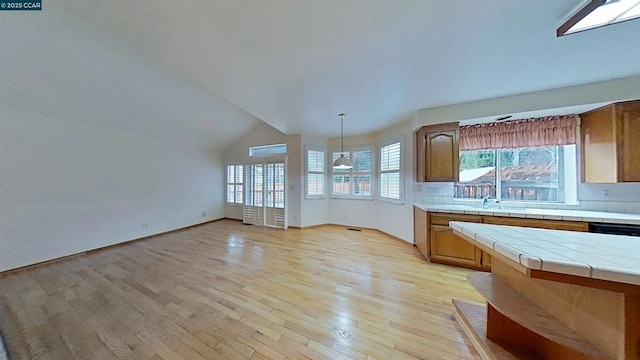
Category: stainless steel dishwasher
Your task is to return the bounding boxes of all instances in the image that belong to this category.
[589,223,640,237]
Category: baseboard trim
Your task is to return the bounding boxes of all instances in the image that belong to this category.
[376,228,413,245]
[1,218,412,276]
[0,252,88,277]
[0,218,226,277]
[288,223,328,230]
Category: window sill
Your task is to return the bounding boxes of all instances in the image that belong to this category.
[379,198,404,205]
[304,196,327,200]
[330,196,375,201]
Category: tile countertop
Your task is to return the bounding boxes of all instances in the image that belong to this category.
[449,221,640,286]
[413,202,640,225]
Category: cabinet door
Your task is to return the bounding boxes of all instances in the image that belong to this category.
[414,207,428,259]
[425,129,459,182]
[619,101,640,182]
[416,123,459,182]
[481,251,492,270]
[429,224,481,267]
[581,105,616,183]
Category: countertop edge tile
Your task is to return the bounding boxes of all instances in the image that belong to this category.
[414,203,640,225]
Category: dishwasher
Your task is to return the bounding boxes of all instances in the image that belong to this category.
[589,222,640,237]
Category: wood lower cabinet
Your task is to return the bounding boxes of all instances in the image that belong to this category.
[415,208,589,271]
[414,207,428,257]
[428,213,486,270]
[481,252,492,268]
[430,224,483,268]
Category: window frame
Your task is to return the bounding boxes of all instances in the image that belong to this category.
[330,146,375,200]
[378,138,404,204]
[304,146,327,199]
[226,164,244,205]
[248,143,287,157]
[454,144,577,204]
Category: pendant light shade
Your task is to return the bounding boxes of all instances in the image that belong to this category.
[333,113,353,170]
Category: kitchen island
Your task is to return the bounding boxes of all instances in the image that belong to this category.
[449,221,640,360]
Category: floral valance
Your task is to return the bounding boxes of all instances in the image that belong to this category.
[459,115,578,151]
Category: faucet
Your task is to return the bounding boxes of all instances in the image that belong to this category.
[482,196,503,210]
[482,196,490,209]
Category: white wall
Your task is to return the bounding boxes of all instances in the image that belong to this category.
[417,75,640,126]
[327,133,379,229]
[326,119,416,243]
[300,134,329,227]
[374,118,416,242]
[286,135,303,228]
[0,12,259,271]
[1,107,226,271]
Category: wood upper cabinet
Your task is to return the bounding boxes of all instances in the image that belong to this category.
[416,122,460,182]
[581,100,640,183]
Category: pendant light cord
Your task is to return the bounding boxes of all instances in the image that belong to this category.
[339,113,345,155]
[341,115,344,154]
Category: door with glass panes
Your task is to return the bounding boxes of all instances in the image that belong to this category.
[243,158,287,229]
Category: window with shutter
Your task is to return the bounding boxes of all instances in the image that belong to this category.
[331,147,374,199]
[379,140,403,202]
[226,164,244,205]
[305,147,326,198]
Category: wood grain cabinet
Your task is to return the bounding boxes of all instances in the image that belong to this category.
[413,208,589,271]
[428,213,486,270]
[416,122,459,182]
[413,207,428,257]
[581,100,640,183]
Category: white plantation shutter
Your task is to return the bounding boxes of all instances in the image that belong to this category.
[331,152,350,196]
[352,149,372,197]
[380,141,402,202]
[331,148,374,199]
[226,164,243,204]
[306,148,325,198]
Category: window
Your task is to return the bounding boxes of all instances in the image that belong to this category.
[249,143,287,157]
[226,164,243,205]
[454,145,577,203]
[305,147,325,198]
[379,140,403,202]
[331,147,373,199]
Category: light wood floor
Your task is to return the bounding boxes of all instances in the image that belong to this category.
[0,220,484,360]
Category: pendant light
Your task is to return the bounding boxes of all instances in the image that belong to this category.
[333,113,353,170]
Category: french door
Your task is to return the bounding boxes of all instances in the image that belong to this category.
[243,157,287,229]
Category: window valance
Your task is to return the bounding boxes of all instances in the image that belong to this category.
[459,115,577,151]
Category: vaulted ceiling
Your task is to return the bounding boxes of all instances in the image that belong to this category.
[37,1,640,137]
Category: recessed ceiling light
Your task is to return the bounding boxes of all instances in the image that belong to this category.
[557,0,640,37]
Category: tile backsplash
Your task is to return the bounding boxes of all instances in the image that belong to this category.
[414,182,640,214]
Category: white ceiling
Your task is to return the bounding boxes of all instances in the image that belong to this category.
[51,0,640,137]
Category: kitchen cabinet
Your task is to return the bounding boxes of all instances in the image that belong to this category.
[416,122,459,182]
[581,100,640,183]
[414,207,428,257]
[414,208,589,271]
[428,213,485,270]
